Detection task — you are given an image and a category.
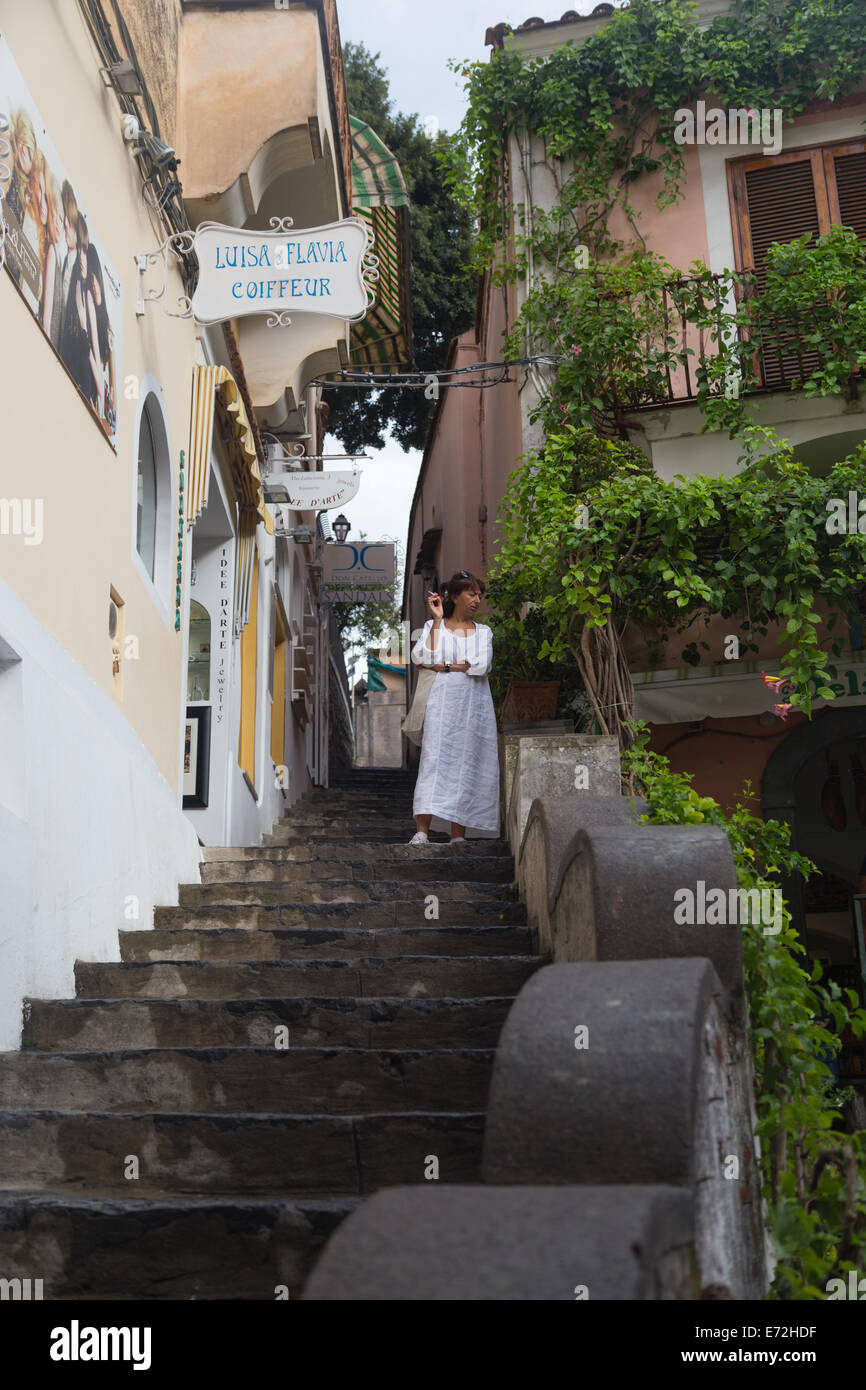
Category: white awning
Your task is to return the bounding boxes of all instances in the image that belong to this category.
[633,656,866,724]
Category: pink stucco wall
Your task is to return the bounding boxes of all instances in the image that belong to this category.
[404,276,523,641]
[402,83,866,761]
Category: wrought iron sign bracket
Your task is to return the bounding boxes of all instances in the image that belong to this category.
[135,230,195,318]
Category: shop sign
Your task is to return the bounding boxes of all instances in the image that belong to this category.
[323,543,395,589]
[325,589,393,604]
[214,545,231,727]
[190,218,373,327]
[271,471,362,517]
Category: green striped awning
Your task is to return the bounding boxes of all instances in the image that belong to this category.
[350,116,409,209]
[349,116,413,369]
[367,654,406,692]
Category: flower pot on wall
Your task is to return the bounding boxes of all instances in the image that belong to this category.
[501,680,561,725]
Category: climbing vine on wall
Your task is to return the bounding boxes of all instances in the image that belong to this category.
[443,0,866,278]
[488,428,866,745]
[443,0,866,744]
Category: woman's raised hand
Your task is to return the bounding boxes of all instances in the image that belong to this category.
[427,592,444,619]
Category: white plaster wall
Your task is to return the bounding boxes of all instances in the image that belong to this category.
[0,576,202,1050]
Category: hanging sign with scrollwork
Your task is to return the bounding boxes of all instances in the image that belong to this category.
[271,470,362,517]
[189,216,378,328]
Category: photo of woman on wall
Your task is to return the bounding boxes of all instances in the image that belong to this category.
[32,150,62,345]
[3,107,36,288]
[85,242,116,435]
[409,570,500,846]
[61,211,93,404]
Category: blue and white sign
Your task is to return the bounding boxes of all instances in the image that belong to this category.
[323,542,395,589]
[190,217,373,326]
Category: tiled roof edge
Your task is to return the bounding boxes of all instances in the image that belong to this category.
[485,5,618,46]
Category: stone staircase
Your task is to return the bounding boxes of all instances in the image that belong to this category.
[0,769,537,1299]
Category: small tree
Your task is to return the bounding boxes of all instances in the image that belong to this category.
[489,427,866,744]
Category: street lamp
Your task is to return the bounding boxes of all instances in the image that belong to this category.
[332,514,350,544]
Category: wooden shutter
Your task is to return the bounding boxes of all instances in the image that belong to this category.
[825,141,866,239]
[727,142,866,389]
[741,158,823,275]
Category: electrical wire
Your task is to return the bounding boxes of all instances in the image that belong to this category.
[309,353,567,392]
[75,0,194,285]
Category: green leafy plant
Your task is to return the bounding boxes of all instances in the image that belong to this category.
[488,426,866,742]
[623,726,866,1299]
[443,0,866,280]
[441,1,866,440]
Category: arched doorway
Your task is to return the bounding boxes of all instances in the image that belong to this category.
[762,709,866,1084]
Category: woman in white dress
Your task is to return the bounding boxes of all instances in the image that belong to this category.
[409,570,500,845]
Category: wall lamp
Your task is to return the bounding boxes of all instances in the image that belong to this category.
[332,514,351,544]
[121,115,179,170]
[101,59,144,96]
[290,526,314,545]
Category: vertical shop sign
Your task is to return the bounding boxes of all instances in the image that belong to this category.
[214,545,230,727]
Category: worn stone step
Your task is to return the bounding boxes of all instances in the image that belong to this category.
[330,772,414,783]
[0,1111,485,1195]
[304,790,415,803]
[204,841,513,863]
[23,996,513,1051]
[0,1047,494,1114]
[267,817,436,833]
[323,788,413,799]
[74,956,540,1001]
[328,774,413,784]
[279,819,418,834]
[294,818,419,829]
[200,855,514,885]
[120,923,534,963]
[155,902,527,930]
[261,829,477,845]
[178,879,513,908]
[301,806,417,811]
[280,808,416,822]
[0,1190,360,1299]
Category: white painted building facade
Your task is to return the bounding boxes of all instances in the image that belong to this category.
[0,0,358,1047]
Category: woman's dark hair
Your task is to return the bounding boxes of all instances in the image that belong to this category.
[86,243,110,359]
[441,569,485,619]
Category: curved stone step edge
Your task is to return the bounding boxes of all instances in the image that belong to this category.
[0,1190,363,1299]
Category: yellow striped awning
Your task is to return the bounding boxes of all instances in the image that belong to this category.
[188,365,274,536]
[234,506,258,638]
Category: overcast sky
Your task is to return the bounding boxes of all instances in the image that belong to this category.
[327,2,601,587]
[337,0,495,135]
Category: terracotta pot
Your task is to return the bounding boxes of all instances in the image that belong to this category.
[501,680,561,725]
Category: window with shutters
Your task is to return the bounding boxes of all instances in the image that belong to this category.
[727,137,866,388]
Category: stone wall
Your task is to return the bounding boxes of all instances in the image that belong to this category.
[328,652,354,773]
[354,690,405,769]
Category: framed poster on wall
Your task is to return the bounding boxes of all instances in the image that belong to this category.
[0,36,123,450]
[183,705,211,808]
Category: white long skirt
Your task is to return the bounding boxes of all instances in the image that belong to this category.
[412,670,500,835]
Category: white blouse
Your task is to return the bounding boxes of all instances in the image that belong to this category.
[410,621,492,677]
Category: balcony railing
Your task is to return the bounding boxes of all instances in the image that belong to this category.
[579,270,860,420]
